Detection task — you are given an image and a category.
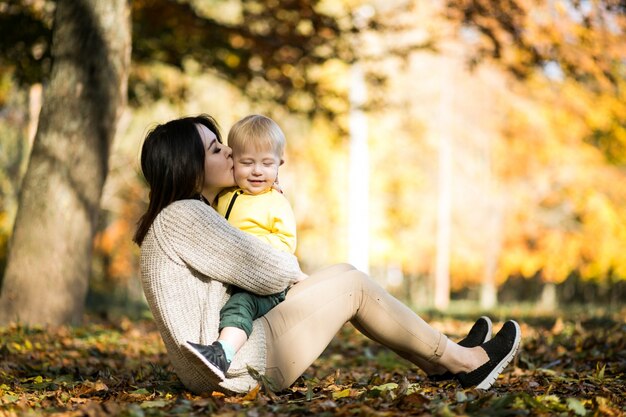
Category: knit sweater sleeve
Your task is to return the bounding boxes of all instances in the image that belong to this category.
[154,199,301,295]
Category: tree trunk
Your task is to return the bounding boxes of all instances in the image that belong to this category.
[480,199,503,310]
[434,56,453,311]
[539,282,558,311]
[0,0,131,325]
[347,63,370,273]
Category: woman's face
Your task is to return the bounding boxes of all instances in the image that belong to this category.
[197,124,235,197]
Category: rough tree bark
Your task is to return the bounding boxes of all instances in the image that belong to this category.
[0,0,131,325]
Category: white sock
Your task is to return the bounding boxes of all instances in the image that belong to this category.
[217,340,236,362]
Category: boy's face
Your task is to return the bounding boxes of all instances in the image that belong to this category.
[233,146,282,195]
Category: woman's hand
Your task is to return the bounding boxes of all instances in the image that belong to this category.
[288,272,308,290]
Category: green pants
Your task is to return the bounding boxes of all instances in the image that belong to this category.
[219,288,286,337]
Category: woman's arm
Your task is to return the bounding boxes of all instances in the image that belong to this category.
[154,199,302,295]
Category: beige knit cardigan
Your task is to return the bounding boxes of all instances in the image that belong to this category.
[139,199,301,394]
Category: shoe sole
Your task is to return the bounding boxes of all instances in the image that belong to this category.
[475,320,521,390]
[181,341,227,381]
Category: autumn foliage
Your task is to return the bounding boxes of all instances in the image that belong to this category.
[1,1,626,314]
[1,312,624,416]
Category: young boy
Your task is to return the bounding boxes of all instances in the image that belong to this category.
[186,114,303,380]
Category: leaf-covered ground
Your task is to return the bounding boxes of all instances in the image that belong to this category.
[1,310,624,416]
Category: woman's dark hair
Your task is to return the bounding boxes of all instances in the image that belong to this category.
[133,114,222,245]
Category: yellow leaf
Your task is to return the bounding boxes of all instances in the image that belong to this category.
[242,384,260,401]
[94,381,108,392]
[371,383,398,392]
[332,388,351,399]
[141,399,168,408]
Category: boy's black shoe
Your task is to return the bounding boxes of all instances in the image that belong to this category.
[429,316,493,382]
[456,320,521,390]
[182,341,231,381]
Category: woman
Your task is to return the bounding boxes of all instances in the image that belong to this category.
[133,114,521,394]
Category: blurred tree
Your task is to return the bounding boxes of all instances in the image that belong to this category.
[497,77,626,287]
[0,84,33,284]
[0,0,131,325]
[129,0,432,126]
[0,0,429,323]
[0,0,428,120]
[440,0,626,307]
[4,0,623,316]
[131,0,353,118]
[0,0,53,90]
[445,0,626,164]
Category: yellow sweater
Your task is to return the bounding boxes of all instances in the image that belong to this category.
[216,188,297,254]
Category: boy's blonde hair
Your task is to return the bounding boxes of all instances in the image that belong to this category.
[228,115,285,157]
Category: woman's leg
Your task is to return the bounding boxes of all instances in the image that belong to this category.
[261,264,450,390]
[350,321,447,376]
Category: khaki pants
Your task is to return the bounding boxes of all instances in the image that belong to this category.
[261,263,448,390]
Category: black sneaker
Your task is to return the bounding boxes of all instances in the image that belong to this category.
[458,316,493,348]
[182,341,231,380]
[429,316,493,382]
[457,320,521,390]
